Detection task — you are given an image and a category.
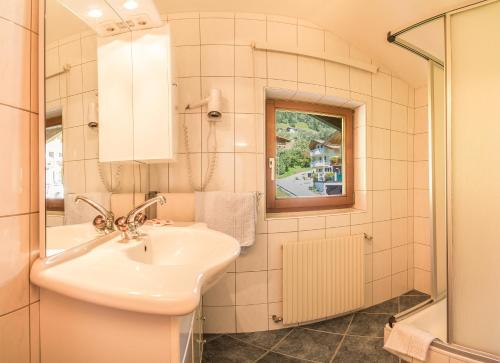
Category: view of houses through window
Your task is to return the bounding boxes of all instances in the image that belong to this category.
[45,123,64,200]
[275,110,344,199]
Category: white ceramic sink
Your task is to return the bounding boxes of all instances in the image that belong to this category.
[46,222,101,257]
[31,223,240,315]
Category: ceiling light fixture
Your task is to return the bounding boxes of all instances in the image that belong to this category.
[87,8,103,18]
[123,0,139,10]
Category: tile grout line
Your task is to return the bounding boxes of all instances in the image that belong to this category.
[329,313,355,363]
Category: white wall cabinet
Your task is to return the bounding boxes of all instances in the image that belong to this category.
[97,24,176,163]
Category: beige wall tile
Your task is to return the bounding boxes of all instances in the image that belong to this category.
[372,159,390,190]
[391,77,409,106]
[0,215,30,315]
[236,304,268,333]
[201,45,234,76]
[372,98,391,129]
[0,19,30,110]
[236,271,268,305]
[174,46,201,78]
[200,18,234,45]
[203,273,236,306]
[29,213,40,303]
[391,103,407,132]
[30,302,40,363]
[372,73,391,101]
[203,306,236,333]
[30,114,39,213]
[236,234,267,272]
[0,105,30,216]
[235,19,266,46]
[268,232,296,270]
[372,276,391,304]
[0,307,30,363]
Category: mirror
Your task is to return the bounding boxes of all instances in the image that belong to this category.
[44,0,150,256]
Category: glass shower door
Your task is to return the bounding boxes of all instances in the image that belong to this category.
[447,0,500,356]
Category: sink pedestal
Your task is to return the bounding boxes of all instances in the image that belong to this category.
[40,289,204,363]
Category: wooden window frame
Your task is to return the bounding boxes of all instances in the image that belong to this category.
[45,116,64,212]
[266,99,354,213]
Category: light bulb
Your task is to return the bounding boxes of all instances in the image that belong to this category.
[123,0,139,10]
[87,8,103,18]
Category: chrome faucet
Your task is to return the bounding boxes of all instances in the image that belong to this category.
[75,195,115,234]
[115,195,167,240]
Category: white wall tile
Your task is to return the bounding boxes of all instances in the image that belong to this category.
[390,160,408,190]
[268,232,297,269]
[372,72,391,100]
[372,221,391,252]
[391,103,407,132]
[298,26,324,53]
[267,269,283,303]
[234,47,266,78]
[236,271,268,305]
[201,45,234,76]
[236,304,268,332]
[0,307,30,362]
[391,190,408,219]
[373,277,391,304]
[175,46,201,77]
[200,18,234,45]
[298,216,325,231]
[203,306,236,333]
[391,218,408,247]
[325,62,349,90]
[170,18,200,46]
[235,19,266,46]
[267,53,297,82]
[267,21,297,47]
[268,219,298,233]
[349,68,371,96]
[392,245,407,273]
[391,77,409,106]
[203,273,236,306]
[390,131,408,161]
[371,128,390,159]
[372,159,390,190]
[372,98,391,129]
[373,190,391,222]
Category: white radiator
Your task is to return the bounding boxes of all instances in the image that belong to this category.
[282,234,364,325]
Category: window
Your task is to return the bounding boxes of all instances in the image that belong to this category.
[45,116,64,211]
[266,100,354,212]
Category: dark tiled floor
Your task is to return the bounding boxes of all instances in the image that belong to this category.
[203,290,430,363]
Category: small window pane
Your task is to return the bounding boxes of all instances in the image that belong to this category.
[275,110,344,199]
[45,125,64,199]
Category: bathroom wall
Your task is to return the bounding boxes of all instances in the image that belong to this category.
[149,12,421,333]
[413,86,432,294]
[0,1,41,362]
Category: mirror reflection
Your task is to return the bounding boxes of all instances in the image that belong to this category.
[45,0,150,256]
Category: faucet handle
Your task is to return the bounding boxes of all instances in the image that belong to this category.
[114,216,129,232]
[93,215,107,232]
[134,212,147,227]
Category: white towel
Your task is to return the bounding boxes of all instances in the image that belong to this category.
[384,323,435,361]
[195,191,257,247]
[64,192,111,225]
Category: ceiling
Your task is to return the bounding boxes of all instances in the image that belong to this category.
[46,0,478,86]
[153,0,477,87]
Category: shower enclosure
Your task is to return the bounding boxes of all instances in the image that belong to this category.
[387,1,500,361]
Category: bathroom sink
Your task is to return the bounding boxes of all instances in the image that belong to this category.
[126,226,240,289]
[31,223,240,315]
[46,222,102,257]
